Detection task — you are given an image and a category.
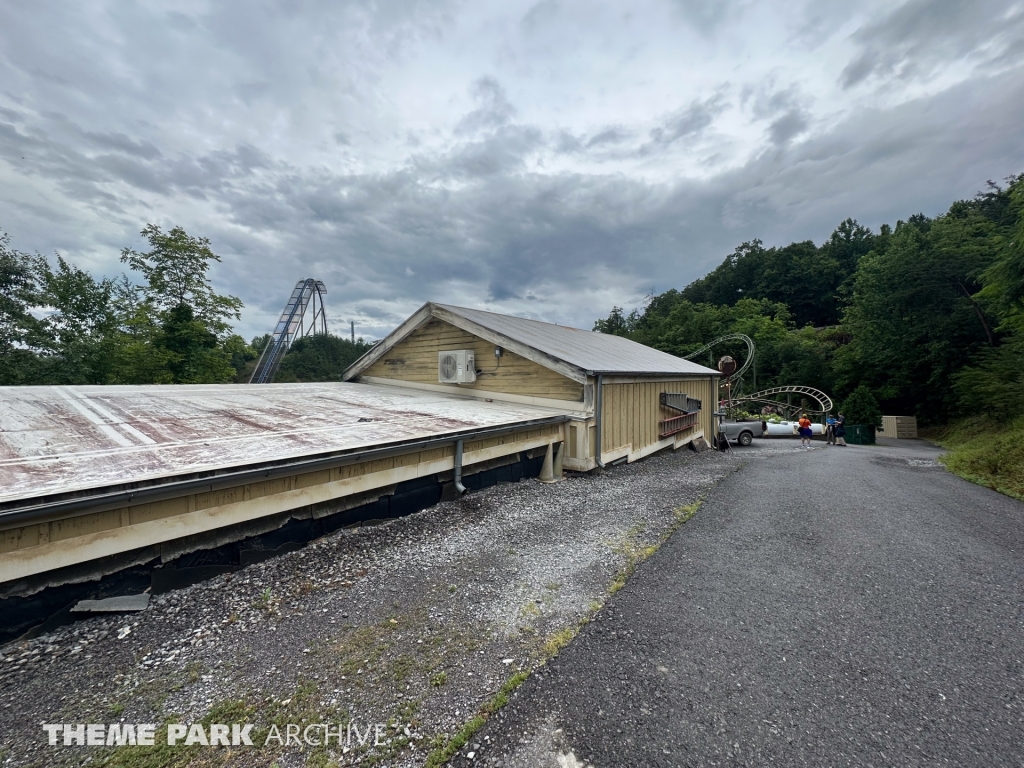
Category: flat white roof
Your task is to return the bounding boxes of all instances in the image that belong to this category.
[0,382,568,504]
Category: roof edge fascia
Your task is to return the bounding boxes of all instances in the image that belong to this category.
[590,369,721,377]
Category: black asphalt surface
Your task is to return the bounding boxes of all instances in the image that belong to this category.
[473,441,1024,767]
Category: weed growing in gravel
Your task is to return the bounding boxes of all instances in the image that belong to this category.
[673,500,702,525]
[608,499,704,594]
[541,627,576,658]
[330,624,390,678]
[430,670,448,687]
[391,653,415,683]
[423,670,531,768]
[94,698,254,768]
[520,601,541,618]
[255,587,278,615]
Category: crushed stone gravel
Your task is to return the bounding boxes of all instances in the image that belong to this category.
[0,438,796,767]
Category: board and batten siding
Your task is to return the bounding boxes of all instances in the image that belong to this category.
[361,318,585,402]
[599,376,718,456]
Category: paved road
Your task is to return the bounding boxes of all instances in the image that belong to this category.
[471,441,1024,767]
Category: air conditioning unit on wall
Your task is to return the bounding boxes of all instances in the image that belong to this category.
[438,350,476,384]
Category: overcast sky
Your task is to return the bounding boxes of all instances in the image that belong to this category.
[2,0,1023,341]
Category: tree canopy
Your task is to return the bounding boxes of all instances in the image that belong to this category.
[595,174,1024,425]
[0,224,254,386]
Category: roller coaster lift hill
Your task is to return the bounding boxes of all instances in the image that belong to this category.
[250,279,328,384]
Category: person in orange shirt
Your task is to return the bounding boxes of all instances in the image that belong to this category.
[798,414,813,449]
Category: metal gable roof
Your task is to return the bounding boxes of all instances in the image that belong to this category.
[433,304,718,376]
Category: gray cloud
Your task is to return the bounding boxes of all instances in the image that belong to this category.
[742,82,811,146]
[1,0,1022,341]
[641,95,727,153]
[767,110,808,145]
[667,0,748,34]
[454,77,518,135]
[841,0,1024,88]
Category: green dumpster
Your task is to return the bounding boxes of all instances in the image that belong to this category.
[846,424,875,445]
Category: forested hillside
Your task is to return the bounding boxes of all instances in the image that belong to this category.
[595,174,1024,426]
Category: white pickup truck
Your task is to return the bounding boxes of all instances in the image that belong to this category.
[719,420,766,446]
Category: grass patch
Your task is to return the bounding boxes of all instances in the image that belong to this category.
[95,699,254,768]
[423,671,531,768]
[541,627,576,659]
[673,500,701,525]
[929,415,1024,500]
[608,499,703,595]
[520,601,541,618]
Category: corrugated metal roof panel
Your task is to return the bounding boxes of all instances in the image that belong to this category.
[436,304,718,375]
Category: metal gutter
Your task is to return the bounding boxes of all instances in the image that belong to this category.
[0,415,569,531]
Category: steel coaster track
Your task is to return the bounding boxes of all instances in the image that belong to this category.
[682,334,755,381]
[250,279,328,384]
[730,385,834,414]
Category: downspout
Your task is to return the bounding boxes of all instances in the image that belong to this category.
[454,438,467,494]
[595,374,605,468]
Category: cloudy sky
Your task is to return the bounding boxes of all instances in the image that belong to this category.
[2,0,1023,341]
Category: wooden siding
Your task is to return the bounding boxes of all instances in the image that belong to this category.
[362,318,584,402]
[600,377,717,455]
[0,423,565,583]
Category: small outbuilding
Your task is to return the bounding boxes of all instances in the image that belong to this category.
[344,303,720,471]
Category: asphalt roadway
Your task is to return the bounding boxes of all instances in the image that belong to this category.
[471,440,1024,767]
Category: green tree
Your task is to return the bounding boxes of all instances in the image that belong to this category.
[592,306,637,336]
[103,277,175,384]
[976,175,1024,335]
[834,203,1006,422]
[223,334,258,379]
[951,175,1024,417]
[275,334,375,382]
[677,223,877,328]
[841,385,882,428]
[121,224,243,333]
[0,231,46,384]
[36,256,119,384]
[157,303,235,383]
[120,224,244,384]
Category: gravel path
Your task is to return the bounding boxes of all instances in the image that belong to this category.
[0,440,791,767]
[471,440,1024,767]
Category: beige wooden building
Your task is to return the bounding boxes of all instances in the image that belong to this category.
[344,303,720,471]
[0,305,716,615]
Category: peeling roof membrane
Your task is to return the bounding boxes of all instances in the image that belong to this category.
[435,304,718,375]
[0,382,568,504]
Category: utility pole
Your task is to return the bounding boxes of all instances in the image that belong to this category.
[350,320,355,343]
